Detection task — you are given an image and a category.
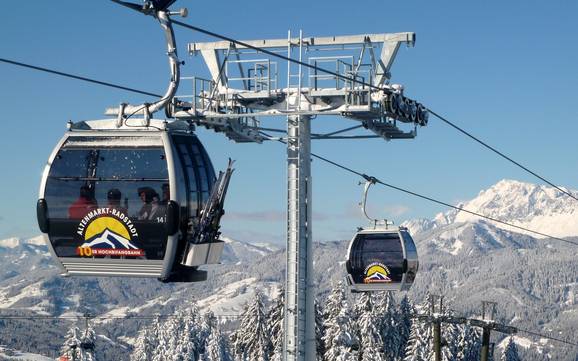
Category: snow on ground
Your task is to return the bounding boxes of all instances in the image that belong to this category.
[497,335,541,351]
[0,236,48,249]
[93,306,130,325]
[0,346,52,361]
[495,288,525,306]
[197,277,280,316]
[453,180,578,239]
[0,238,20,249]
[130,293,178,314]
[59,310,85,318]
[449,239,463,255]
[0,281,45,308]
[95,291,182,325]
[428,224,470,255]
[98,334,128,350]
[26,235,47,246]
[117,335,137,347]
[27,299,52,315]
[559,282,577,306]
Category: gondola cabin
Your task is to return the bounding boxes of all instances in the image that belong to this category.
[346,226,418,292]
[37,119,230,282]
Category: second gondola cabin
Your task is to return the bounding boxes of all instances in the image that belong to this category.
[37,119,232,282]
[346,226,418,292]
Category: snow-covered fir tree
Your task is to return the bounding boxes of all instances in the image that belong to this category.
[152,315,178,361]
[60,326,82,361]
[441,317,460,361]
[396,296,414,359]
[231,291,272,361]
[60,323,97,361]
[78,324,97,361]
[373,292,403,360]
[176,315,199,360]
[321,281,357,361]
[199,312,233,361]
[500,337,520,361]
[403,298,464,361]
[315,300,326,361]
[403,313,433,361]
[267,287,284,361]
[152,303,202,361]
[131,317,160,361]
[455,324,481,361]
[356,293,385,361]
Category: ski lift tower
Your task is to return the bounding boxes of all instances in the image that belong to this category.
[171,31,428,361]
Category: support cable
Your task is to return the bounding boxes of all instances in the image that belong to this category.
[516,328,578,347]
[0,57,162,98]
[428,109,578,203]
[259,131,578,246]
[168,20,578,203]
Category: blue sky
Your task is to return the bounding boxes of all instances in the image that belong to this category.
[1,1,577,243]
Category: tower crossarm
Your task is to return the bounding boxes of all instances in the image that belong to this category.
[173,31,428,143]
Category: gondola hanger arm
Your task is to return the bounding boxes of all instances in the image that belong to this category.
[106,0,187,125]
[359,178,393,229]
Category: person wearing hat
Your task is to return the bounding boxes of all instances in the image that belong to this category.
[137,187,157,220]
[149,183,169,222]
[68,185,98,219]
[106,188,128,215]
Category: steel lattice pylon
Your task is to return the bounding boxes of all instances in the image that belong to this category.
[172,29,427,361]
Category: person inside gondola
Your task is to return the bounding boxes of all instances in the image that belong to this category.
[161,183,170,204]
[106,188,128,215]
[68,185,98,219]
[137,187,157,220]
[148,183,169,222]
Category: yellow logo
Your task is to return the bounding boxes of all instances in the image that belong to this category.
[85,216,130,240]
[75,208,143,257]
[364,262,392,283]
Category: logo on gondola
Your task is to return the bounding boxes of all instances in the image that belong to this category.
[74,208,144,257]
[363,262,392,283]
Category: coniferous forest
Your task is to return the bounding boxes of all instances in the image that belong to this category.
[59,283,522,361]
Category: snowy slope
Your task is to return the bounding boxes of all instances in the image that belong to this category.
[220,236,281,265]
[0,346,52,361]
[403,179,578,239]
[197,277,281,316]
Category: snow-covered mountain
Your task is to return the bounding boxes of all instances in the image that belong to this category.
[403,179,578,239]
[82,229,139,249]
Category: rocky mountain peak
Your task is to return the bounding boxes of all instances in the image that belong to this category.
[405,179,578,239]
